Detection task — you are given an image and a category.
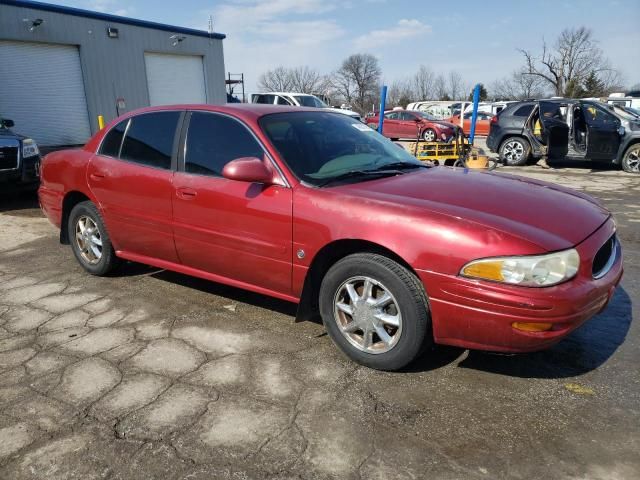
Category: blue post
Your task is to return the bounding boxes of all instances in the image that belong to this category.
[468,83,481,144]
[377,85,387,134]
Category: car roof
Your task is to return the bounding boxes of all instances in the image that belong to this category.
[114,103,339,123]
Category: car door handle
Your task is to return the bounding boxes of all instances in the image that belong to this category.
[176,187,197,199]
[89,172,106,181]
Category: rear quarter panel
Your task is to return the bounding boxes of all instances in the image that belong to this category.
[39,148,95,228]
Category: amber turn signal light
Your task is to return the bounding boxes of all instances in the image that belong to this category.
[512,322,553,332]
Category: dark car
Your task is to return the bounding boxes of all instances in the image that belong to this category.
[487,99,640,173]
[366,110,457,142]
[39,104,622,371]
[0,116,42,188]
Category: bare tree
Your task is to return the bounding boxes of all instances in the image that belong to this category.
[290,66,330,95]
[333,54,381,114]
[448,71,464,100]
[491,69,547,100]
[433,74,448,100]
[257,66,294,92]
[386,79,414,108]
[412,65,435,100]
[519,27,618,96]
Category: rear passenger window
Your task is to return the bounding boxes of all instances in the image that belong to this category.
[185,112,264,177]
[99,120,128,157]
[120,112,180,169]
[513,105,534,117]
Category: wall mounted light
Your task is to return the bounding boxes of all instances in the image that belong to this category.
[170,34,186,46]
[107,27,119,38]
[23,18,45,31]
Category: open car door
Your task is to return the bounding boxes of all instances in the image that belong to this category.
[581,102,622,160]
[539,101,569,159]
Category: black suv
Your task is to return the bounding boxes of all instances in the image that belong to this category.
[487,99,640,173]
[0,116,42,188]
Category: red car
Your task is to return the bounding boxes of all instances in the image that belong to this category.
[367,109,457,141]
[39,105,623,371]
[447,111,494,136]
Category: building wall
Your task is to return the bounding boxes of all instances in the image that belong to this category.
[0,2,226,134]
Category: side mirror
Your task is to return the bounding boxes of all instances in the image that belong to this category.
[2,119,14,128]
[222,157,275,184]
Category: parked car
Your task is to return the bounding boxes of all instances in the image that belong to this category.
[0,115,41,189]
[406,101,461,120]
[251,92,362,122]
[487,99,640,173]
[367,109,457,141]
[39,104,623,371]
[447,111,494,136]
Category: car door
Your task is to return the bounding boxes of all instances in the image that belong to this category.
[581,103,622,160]
[171,111,293,295]
[398,112,421,139]
[88,111,182,262]
[538,101,569,159]
[382,111,400,138]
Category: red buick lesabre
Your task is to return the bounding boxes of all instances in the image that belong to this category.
[39,105,623,371]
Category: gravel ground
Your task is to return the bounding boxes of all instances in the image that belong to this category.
[0,159,638,479]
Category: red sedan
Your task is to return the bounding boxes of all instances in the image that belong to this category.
[39,104,623,371]
[367,109,457,141]
[447,111,494,136]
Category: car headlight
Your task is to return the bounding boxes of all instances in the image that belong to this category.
[22,138,40,158]
[460,248,580,287]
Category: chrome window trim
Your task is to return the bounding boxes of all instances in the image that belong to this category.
[182,110,291,188]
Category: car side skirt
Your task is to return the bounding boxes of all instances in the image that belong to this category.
[116,250,300,304]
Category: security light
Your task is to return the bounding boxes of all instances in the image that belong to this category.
[23,18,45,31]
[170,34,186,46]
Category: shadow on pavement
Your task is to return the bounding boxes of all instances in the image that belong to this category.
[0,189,41,215]
[457,286,632,379]
[151,269,298,317]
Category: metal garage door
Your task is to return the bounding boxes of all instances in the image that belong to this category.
[0,40,91,146]
[144,53,207,106]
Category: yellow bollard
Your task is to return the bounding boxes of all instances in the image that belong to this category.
[97,115,105,130]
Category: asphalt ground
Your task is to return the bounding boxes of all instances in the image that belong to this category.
[0,153,638,479]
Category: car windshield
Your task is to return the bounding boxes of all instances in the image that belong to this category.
[259,111,425,187]
[293,95,328,108]
[416,111,437,121]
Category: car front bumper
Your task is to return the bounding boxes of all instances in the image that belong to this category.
[0,154,41,185]
[418,218,623,352]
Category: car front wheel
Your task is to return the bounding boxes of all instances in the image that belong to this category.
[319,253,431,371]
[499,137,531,166]
[423,128,437,142]
[68,201,118,276]
[621,144,640,173]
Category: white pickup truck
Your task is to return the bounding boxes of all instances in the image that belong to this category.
[251,92,362,122]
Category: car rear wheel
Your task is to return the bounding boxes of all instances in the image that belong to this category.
[423,128,437,142]
[319,253,431,371]
[621,144,640,173]
[68,201,118,276]
[499,137,530,166]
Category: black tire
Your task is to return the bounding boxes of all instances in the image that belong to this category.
[319,253,431,371]
[68,201,119,276]
[499,137,531,166]
[621,144,640,173]
[423,128,437,142]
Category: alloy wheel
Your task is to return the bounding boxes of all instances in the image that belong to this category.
[424,129,436,142]
[624,145,640,173]
[333,276,402,354]
[75,215,103,265]
[503,140,524,162]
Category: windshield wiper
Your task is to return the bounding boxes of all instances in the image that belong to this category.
[315,169,401,187]
[370,162,429,171]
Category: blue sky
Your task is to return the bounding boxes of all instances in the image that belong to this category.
[54,0,640,94]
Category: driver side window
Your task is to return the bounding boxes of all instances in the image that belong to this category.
[184,112,264,177]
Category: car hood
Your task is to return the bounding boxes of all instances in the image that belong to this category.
[0,128,24,140]
[338,167,609,251]
[431,121,456,130]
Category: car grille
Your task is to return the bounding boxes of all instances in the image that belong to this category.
[592,234,618,279]
[0,145,19,170]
